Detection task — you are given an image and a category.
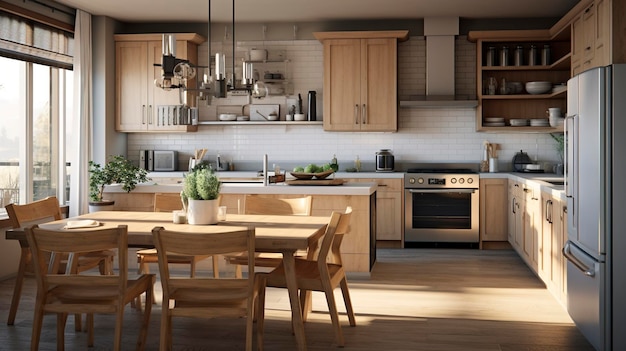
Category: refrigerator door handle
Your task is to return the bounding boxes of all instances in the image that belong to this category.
[563,241,596,277]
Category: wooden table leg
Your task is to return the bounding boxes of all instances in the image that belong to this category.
[282,250,307,351]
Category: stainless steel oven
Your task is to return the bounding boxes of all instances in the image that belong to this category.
[404,169,479,243]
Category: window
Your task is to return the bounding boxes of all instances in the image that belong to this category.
[0,56,72,210]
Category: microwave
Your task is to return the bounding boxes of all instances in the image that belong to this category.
[140,150,177,171]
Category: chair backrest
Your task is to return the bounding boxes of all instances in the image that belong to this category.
[152,226,255,309]
[316,212,342,271]
[244,195,312,216]
[5,196,62,229]
[330,206,352,265]
[154,193,184,212]
[25,225,128,294]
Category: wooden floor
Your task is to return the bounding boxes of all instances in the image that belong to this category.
[0,248,594,351]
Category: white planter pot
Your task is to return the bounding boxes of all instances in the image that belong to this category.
[88,200,115,213]
[187,199,219,225]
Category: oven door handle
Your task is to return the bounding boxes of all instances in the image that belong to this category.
[407,189,477,194]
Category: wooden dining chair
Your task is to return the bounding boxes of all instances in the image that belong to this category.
[152,226,265,351]
[25,224,155,351]
[5,196,114,326]
[260,210,356,347]
[136,193,218,278]
[224,195,313,278]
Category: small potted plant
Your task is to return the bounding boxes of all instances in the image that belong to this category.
[182,163,221,224]
[88,155,150,212]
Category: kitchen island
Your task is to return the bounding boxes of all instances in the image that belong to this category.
[103,181,377,273]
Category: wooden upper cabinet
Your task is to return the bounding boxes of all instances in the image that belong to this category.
[314,31,408,132]
[114,33,204,133]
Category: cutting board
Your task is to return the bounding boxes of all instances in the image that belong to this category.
[286,179,345,186]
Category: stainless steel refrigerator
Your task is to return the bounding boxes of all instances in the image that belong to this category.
[564,64,626,351]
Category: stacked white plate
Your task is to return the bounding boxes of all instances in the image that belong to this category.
[484,117,505,127]
[530,119,550,127]
[510,118,530,126]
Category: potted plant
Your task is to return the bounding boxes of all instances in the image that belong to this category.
[182,163,221,224]
[88,155,150,212]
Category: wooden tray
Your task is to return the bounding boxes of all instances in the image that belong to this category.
[285,179,345,186]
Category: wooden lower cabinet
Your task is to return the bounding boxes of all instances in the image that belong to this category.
[540,191,568,306]
[508,180,541,271]
[342,178,403,242]
[479,178,508,246]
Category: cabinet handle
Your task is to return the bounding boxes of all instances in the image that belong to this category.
[545,199,553,224]
[361,104,367,124]
[512,198,517,214]
[354,104,359,124]
[514,184,519,187]
[142,105,147,124]
[148,105,153,125]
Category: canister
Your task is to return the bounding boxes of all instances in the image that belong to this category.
[528,45,538,66]
[514,45,524,66]
[500,46,509,66]
[485,46,496,66]
[541,44,551,65]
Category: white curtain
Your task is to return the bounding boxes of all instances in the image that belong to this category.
[69,10,92,216]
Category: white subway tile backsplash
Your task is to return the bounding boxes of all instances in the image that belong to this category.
[129,35,562,170]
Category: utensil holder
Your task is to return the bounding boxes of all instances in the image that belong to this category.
[489,158,498,173]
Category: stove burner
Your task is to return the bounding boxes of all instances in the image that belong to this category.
[407,168,476,174]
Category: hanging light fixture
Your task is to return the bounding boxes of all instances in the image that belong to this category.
[155,33,196,90]
[210,0,236,98]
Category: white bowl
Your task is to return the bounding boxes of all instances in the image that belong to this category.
[294,113,306,121]
[219,113,237,121]
[525,81,552,94]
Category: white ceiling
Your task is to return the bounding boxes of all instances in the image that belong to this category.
[53,0,581,23]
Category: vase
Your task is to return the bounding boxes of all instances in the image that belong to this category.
[187,198,219,225]
[88,200,115,213]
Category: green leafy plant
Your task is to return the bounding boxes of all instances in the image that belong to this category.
[182,167,221,201]
[550,133,565,163]
[88,155,150,202]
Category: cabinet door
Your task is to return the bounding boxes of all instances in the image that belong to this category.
[594,0,610,67]
[582,3,596,69]
[522,185,540,271]
[376,192,402,240]
[479,178,508,242]
[360,38,398,132]
[147,41,190,131]
[322,39,362,131]
[571,14,584,76]
[539,192,555,285]
[116,41,149,131]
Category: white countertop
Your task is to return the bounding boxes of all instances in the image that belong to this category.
[480,172,565,199]
[147,171,404,180]
[105,181,377,196]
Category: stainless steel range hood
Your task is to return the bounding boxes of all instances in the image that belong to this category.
[400,17,477,109]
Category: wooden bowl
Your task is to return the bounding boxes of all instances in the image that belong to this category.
[314,170,335,179]
[290,172,315,180]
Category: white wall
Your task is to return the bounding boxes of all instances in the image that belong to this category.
[128,35,563,171]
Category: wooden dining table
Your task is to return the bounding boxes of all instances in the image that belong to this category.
[6,210,329,351]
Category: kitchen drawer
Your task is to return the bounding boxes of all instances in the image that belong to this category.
[345,178,402,192]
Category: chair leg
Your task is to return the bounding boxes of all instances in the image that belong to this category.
[235,264,243,279]
[256,276,266,351]
[299,290,313,322]
[137,277,154,351]
[87,314,94,347]
[212,255,220,278]
[30,301,44,351]
[340,278,356,327]
[57,313,68,351]
[322,282,345,347]
[114,309,124,351]
[160,305,171,351]
[7,248,29,325]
